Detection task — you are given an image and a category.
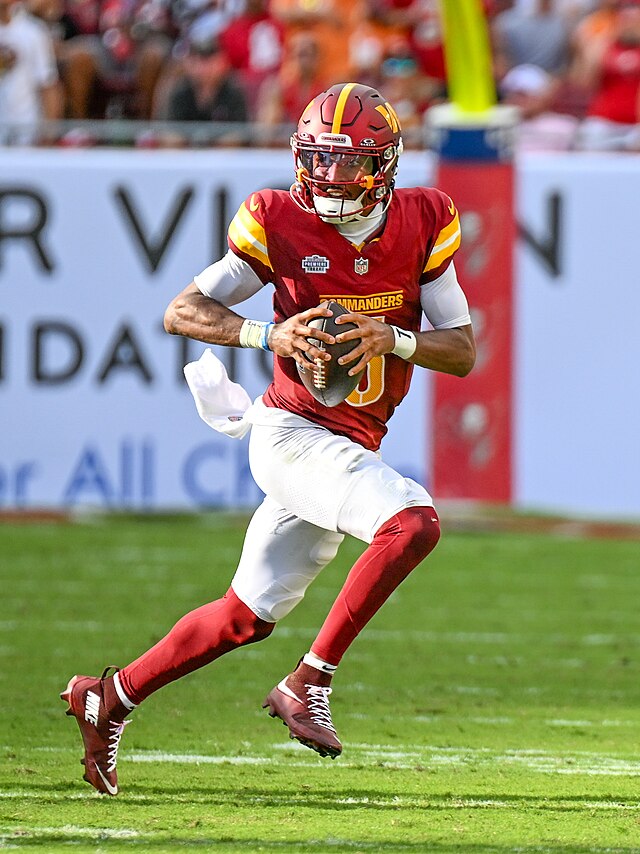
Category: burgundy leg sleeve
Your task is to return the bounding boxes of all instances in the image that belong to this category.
[118,587,274,704]
[310,506,440,666]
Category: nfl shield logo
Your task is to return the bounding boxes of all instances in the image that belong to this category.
[354,257,369,275]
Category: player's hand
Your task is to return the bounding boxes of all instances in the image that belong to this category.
[334,313,395,376]
[268,304,335,368]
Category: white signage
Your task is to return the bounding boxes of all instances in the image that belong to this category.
[0,149,431,510]
[514,154,640,518]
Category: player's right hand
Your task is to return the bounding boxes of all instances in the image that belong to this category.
[269,304,335,368]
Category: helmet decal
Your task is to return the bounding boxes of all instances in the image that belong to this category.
[375,102,401,133]
[330,83,358,134]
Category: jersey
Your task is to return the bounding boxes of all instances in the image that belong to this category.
[588,41,640,125]
[227,187,461,451]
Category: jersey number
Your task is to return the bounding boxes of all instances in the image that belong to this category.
[346,355,385,407]
[345,314,386,408]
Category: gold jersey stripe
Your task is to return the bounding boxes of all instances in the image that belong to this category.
[331,82,358,134]
[228,203,271,270]
[424,213,461,272]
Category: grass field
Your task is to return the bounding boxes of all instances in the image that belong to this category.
[1,512,639,853]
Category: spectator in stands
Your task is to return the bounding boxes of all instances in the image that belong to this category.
[492,0,573,80]
[0,0,62,143]
[61,0,173,119]
[271,0,359,86]
[577,0,640,149]
[172,0,243,46]
[378,38,442,145]
[500,62,579,150]
[164,35,247,128]
[347,0,408,89]
[369,0,447,86]
[256,31,329,141]
[219,0,285,119]
[564,0,622,117]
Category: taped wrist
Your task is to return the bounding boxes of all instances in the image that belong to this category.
[239,319,274,351]
[390,325,417,360]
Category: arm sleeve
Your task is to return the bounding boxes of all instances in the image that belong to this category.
[193,249,265,306]
[420,262,472,329]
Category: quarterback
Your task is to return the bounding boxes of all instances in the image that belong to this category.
[62,82,475,795]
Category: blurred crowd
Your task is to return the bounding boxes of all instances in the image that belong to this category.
[1,0,640,150]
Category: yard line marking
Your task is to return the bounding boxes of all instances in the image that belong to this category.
[275,626,640,646]
[0,825,140,839]
[30,742,640,776]
[2,792,639,813]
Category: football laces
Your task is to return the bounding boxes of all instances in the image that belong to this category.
[312,356,326,389]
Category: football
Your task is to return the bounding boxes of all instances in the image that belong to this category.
[296,301,364,407]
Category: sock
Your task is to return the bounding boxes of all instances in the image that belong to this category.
[118,587,274,705]
[302,651,337,675]
[112,670,137,711]
[310,506,440,667]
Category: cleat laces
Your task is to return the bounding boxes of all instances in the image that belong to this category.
[106,719,130,772]
[304,684,336,732]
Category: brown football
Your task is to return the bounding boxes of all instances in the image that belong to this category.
[296,301,364,407]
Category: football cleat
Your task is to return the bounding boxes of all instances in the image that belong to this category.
[60,667,130,796]
[262,662,342,759]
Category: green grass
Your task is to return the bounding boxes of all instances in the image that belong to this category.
[1,513,640,853]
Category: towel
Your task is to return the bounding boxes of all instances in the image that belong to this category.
[183,348,253,439]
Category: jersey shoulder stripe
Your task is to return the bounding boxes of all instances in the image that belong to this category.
[424,207,461,273]
[228,196,272,271]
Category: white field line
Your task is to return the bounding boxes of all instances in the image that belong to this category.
[32,741,640,776]
[0,825,139,838]
[2,791,639,813]
[3,619,640,648]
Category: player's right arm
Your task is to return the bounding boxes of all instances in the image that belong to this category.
[164,243,334,362]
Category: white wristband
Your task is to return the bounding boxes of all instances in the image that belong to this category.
[390,325,417,360]
[239,319,274,350]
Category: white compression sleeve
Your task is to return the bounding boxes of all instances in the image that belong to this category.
[193,250,265,306]
[420,262,472,330]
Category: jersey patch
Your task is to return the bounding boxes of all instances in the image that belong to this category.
[354,257,369,275]
[302,254,330,274]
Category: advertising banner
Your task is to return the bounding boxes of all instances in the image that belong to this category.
[514,155,640,518]
[3,149,639,517]
[433,161,515,502]
[0,149,432,510]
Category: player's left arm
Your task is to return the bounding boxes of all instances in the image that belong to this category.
[335,262,476,377]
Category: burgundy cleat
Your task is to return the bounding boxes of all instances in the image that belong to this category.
[262,662,342,759]
[60,667,130,796]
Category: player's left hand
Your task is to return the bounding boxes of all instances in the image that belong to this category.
[334,313,396,376]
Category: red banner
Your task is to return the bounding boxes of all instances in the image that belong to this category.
[431,162,514,502]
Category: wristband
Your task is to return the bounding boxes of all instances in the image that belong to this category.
[390,325,417,360]
[239,319,274,351]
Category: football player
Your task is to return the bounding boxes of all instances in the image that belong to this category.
[62,82,475,795]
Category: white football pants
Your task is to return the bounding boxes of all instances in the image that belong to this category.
[230,413,433,622]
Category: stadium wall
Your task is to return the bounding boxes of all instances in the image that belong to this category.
[1,149,637,518]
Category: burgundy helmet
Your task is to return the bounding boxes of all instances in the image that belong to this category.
[290,82,404,222]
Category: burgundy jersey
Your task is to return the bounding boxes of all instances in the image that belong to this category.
[227,187,461,451]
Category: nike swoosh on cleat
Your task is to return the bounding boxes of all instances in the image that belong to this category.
[276,680,303,704]
[93,762,118,795]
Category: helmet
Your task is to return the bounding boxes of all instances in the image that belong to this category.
[290,82,403,223]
